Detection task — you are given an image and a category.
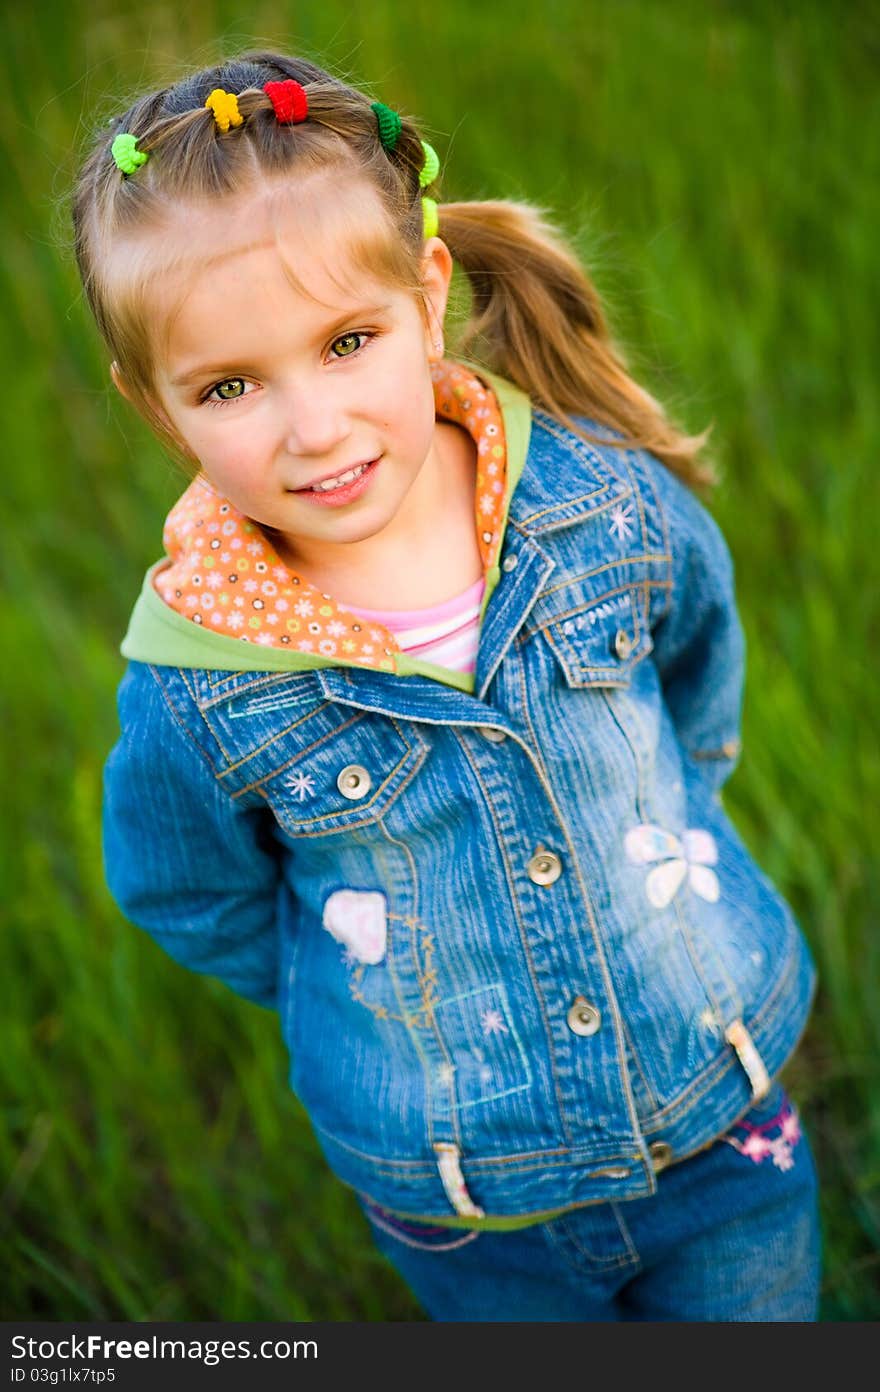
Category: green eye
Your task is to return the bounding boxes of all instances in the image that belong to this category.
[214,378,246,400]
[332,333,362,358]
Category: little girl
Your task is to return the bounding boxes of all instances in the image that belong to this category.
[76,49,821,1321]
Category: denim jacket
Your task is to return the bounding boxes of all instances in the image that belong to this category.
[103,368,817,1225]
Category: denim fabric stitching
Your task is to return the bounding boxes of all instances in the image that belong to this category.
[604,686,743,1084]
[226,711,369,797]
[617,446,654,669]
[372,818,453,1153]
[310,1115,642,1174]
[210,703,330,773]
[433,982,533,1110]
[545,554,669,595]
[639,941,804,1134]
[231,719,425,837]
[527,563,667,611]
[543,1206,639,1274]
[526,413,629,511]
[202,668,318,698]
[346,915,438,1032]
[617,1004,662,1118]
[452,728,574,1145]
[540,629,631,688]
[625,447,674,629]
[520,580,668,649]
[544,585,652,684]
[516,469,613,530]
[474,658,648,1157]
[606,683,742,1023]
[148,666,223,775]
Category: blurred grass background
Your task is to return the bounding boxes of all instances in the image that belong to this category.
[1,0,878,1320]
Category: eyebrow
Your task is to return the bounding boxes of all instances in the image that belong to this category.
[169,302,394,387]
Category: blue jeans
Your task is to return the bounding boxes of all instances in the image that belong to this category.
[358,1083,821,1321]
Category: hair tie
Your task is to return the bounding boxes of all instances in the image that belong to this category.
[205,88,243,133]
[422,197,439,240]
[419,141,440,189]
[264,79,308,124]
[371,101,401,152]
[111,132,148,175]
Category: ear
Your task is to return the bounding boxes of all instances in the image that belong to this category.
[420,238,454,364]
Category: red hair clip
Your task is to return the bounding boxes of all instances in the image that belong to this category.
[264,79,308,124]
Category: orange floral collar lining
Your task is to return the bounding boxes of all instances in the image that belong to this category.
[153,359,508,675]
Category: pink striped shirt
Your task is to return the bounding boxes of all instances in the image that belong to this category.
[349,575,486,674]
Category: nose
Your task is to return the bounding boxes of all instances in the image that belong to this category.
[280,374,351,460]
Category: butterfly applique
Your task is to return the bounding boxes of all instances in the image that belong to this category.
[624,823,720,908]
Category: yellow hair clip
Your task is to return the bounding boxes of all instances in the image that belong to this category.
[204,88,243,134]
[422,197,439,240]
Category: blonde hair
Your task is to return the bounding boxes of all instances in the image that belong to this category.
[73,49,717,492]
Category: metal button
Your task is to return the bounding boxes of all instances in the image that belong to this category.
[502,553,518,572]
[478,726,507,743]
[649,1141,673,1173]
[566,996,601,1037]
[613,628,634,660]
[337,764,372,800]
[526,848,562,885]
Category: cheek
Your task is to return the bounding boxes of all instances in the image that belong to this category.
[196,413,269,467]
[371,366,436,457]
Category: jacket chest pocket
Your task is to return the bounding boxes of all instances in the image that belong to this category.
[200,675,429,836]
[532,583,654,688]
[260,713,428,837]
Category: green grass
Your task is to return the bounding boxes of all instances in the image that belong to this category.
[2,0,878,1319]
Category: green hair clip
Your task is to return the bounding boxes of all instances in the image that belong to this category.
[111,132,148,175]
[371,101,402,152]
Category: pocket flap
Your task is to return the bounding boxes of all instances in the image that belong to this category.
[539,586,654,688]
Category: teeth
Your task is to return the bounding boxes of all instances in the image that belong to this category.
[311,462,369,492]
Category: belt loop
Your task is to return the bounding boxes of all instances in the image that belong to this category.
[725,1018,771,1100]
[433,1142,485,1218]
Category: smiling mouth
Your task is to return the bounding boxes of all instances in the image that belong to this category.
[294,459,378,493]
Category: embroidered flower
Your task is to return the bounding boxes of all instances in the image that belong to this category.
[608,501,636,543]
[624,823,720,907]
[480,1008,509,1036]
[723,1097,802,1171]
[287,770,316,801]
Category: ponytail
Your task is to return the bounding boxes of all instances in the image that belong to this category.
[439,199,717,493]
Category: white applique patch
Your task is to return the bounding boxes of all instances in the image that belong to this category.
[624,822,720,908]
[322,889,387,964]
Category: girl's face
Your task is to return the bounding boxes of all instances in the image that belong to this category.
[128,174,453,577]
